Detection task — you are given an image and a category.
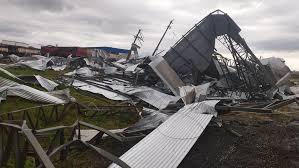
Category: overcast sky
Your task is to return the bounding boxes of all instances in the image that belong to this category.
[0,0,298,70]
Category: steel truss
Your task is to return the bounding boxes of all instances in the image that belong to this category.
[163,9,274,99]
[0,103,143,168]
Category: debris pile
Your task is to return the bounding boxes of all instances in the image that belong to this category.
[0,10,298,168]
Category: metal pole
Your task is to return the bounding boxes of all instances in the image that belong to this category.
[152,19,174,56]
[126,29,141,60]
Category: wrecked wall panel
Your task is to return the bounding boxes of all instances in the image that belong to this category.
[149,56,184,96]
[163,13,241,79]
[6,85,66,104]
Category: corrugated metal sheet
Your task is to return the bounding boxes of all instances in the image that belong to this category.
[0,77,66,104]
[35,75,58,91]
[110,85,180,110]
[109,100,219,168]
[72,80,129,101]
[7,85,66,104]
[0,67,21,80]
[0,77,19,87]
[18,57,52,71]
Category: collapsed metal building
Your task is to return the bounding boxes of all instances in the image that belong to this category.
[151,10,275,100]
[0,10,298,168]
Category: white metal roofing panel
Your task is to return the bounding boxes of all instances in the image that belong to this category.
[149,56,184,96]
[0,77,66,104]
[72,80,129,101]
[0,67,21,80]
[110,85,180,110]
[0,77,19,87]
[35,75,58,91]
[7,85,66,104]
[109,100,218,168]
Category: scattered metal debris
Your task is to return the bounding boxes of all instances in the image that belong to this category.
[0,9,298,168]
[109,100,219,168]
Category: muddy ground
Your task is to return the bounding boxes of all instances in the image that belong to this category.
[180,106,299,168]
[57,103,299,168]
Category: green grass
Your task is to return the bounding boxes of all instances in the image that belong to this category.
[5,66,70,80]
[0,67,139,168]
[0,97,42,112]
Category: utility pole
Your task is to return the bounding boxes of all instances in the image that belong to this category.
[126,29,143,60]
[152,19,174,56]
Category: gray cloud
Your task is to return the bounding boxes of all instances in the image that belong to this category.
[253,38,299,52]
[9,0,73,12]
[0,0,298,69]
[0,24,29,36]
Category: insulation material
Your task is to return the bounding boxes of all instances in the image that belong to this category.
[179,83,211,104]
[109,100,219,168]
[194,82,211,99]
[179,86,196,105]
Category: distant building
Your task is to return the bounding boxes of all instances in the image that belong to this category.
[1,40,29,48]
[0,40,40,56]
[41,46,93,57]
[41,45,129,60]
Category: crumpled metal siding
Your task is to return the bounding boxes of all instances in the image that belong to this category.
[72,80,129,101]
[109,100,219,168]
[124,108,169,133]
[18,57,52,71]
[35,75,58,91]
[0,77,66,104]
[7,85,66,104]
[110,85,180,110]
[163,13,241,79]
[0,77,19,87]
[0,67,21,80]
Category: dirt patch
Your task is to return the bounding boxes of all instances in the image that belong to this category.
[179,112,299,168]
[54,111,299,168]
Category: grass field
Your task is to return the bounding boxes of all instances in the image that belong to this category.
[0,66,139,126]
